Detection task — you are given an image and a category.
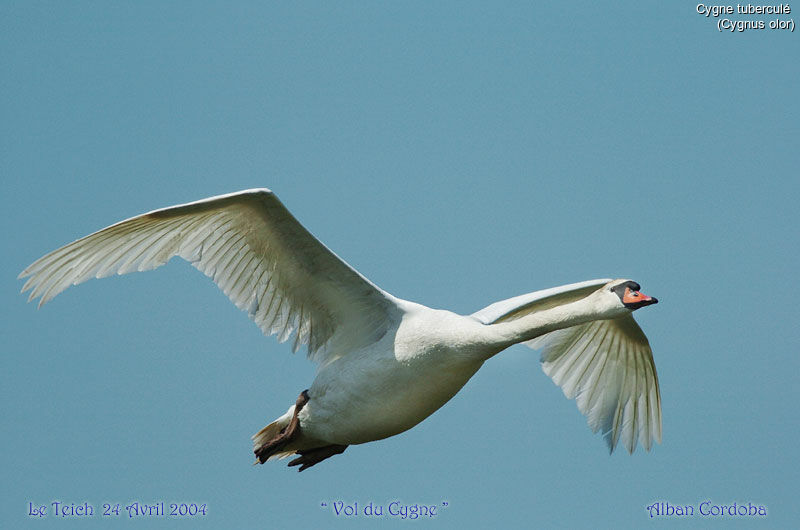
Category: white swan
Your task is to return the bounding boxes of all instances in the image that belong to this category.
[19,188,661,470]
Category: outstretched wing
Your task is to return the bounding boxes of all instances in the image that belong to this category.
[526,315,662,454]
[472,279,662,454]
[19,188,398,364]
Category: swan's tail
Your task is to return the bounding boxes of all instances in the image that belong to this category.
[251,393,349,471]
[251,409,297,464]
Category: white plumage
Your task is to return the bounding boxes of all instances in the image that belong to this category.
[20,188,662,469]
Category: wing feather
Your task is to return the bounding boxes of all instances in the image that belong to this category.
[19,188,398,363]
[526,314,662,453]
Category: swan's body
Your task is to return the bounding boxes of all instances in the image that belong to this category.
[19,188,662,470]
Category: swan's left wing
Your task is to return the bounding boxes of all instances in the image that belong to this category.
[526,315,662,454]
[472,280,661,454]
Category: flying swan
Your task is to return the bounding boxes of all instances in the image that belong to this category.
[19,188,661,471]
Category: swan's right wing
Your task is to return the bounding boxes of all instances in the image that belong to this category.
[19,189,398,364]
[526,314,662,454]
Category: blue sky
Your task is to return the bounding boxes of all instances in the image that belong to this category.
[3,2,798,528]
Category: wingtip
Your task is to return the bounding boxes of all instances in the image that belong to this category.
[24,287,39,305]
[605,435,616,455]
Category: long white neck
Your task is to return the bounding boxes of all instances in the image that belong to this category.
[480,295,609,352]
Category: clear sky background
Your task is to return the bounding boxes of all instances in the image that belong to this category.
[2,2,798,528]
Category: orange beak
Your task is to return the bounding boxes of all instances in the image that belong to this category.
[623,287,658,307]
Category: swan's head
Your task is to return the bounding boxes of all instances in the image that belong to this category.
[605,279,658,311]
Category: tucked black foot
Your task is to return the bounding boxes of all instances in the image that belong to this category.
[254,390,309,464]
[288,444,348,472]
